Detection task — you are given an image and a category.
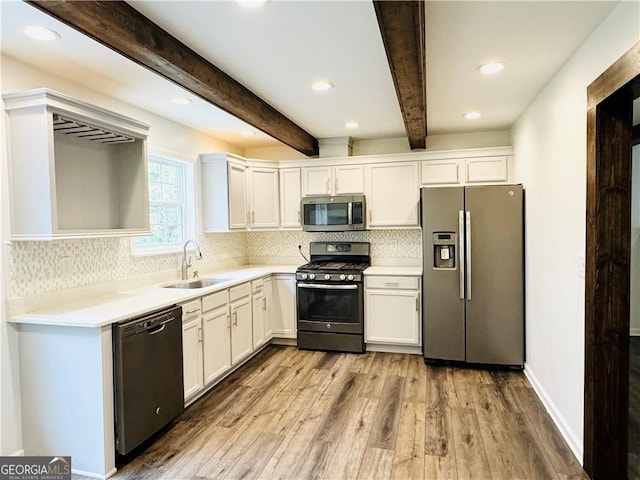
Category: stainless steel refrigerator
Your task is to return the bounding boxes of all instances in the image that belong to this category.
[421,185,524,368]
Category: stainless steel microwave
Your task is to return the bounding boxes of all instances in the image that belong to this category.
[301,195,366,232]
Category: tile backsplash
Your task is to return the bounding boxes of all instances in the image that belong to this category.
[6,229,422,313]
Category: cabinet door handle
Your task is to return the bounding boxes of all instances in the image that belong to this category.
[233,311,238,326]
[416,296,420,312]
[185,308,199,315]
[198,326,202,344]
[252,211,255,224]
[262,298,266,310]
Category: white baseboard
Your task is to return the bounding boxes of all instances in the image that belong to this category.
[365,344,422,355]
[71,467,116,479]
[630,328,640,336]
[524,365,583,466]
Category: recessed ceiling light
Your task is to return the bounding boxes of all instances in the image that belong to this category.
[463,112,481,120]
[235,0,269,8]
[23,25,60,41]
[241,131,257,136]
[345,121,360,129]
[311,80,334,92]
[170,96,192,105]
[478,62,505,75]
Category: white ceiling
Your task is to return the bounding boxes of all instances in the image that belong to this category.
[0,0,631,154]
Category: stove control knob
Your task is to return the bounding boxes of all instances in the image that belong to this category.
[339,274,346,281]
[309,274,316,280]
[324,274,331,280]
[301,273,308,280]
[347,274,354,281]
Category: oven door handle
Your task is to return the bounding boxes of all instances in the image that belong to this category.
[297,283,359,290]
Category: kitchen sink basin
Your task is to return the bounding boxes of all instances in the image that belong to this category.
[162,278,230,289]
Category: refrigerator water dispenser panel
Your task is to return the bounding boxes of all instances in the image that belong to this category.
[433,232,456,269]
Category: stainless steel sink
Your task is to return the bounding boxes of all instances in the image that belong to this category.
[162,278,229,289]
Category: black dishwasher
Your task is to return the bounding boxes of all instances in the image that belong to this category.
[113,305,184,456]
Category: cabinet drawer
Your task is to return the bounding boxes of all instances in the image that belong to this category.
[365,276,420,290]
[230,282,251,302]
[181,299,202,321]
[252,278,264,294]
[202,290,228,312]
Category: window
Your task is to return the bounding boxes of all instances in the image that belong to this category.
[133,154,194,255]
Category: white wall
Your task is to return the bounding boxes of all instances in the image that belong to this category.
[2,55,243,160]
[512,1,639,463]
[0,94,23,456]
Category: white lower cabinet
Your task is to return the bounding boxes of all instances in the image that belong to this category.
[365,275,421,347]
[264,276,273,339]
[272,274,297,338]
[181,274,295,404]
[181,299,204,400]
[202,290,231,385]
[230,282,254,364]
[252,279,266,349]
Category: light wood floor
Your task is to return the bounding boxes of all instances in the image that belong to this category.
[77,346,587,480]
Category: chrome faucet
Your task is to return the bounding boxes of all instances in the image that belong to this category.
[181,239,203,280]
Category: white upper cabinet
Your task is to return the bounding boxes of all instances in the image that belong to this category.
[279,168,302,229]
[247,166,279,229]
[200,153,248,232]
[421,154,512,186]
[3,89,150,240]
[302,164,364,196]
[421,159,460,185]
[465,156,509,183]
[365,162,419,228]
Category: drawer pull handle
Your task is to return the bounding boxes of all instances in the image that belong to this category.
[384,282,400,287]
[185,308,200,314]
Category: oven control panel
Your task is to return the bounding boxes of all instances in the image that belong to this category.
[296,272,361,282]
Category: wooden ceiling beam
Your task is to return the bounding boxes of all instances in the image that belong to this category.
[26,0,319,157]
[373,0,427,150]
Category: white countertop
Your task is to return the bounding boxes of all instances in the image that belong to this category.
[364,266,422,276]
[9,265,299,329]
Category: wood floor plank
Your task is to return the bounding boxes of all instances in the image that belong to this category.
[386,352,410,377]
[447,368,475,409]
[257,433,315,480]
[450,407,492,479]
[502,410,559,479]
[349,351,376,374]
[424,407,452,457]
[356,447,395,480]
[423,452,458,480]
[473,387,527,479]
[404,354,427,404]
[290,439,336,480]
[158,424,231,479]
[367,375,406,450]
[314,371,364,442]
[514,385,585,478]
[323,397,379,480]
[101,346,587,480]
[391,400,425,479]
[223,432,284,480]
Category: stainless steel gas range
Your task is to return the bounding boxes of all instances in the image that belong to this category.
[296,241,370,353]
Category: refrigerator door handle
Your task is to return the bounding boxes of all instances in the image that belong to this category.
[466,211,472,300]
[458,210,465,299]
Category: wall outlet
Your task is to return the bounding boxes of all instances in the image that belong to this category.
[577,255,585,278]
